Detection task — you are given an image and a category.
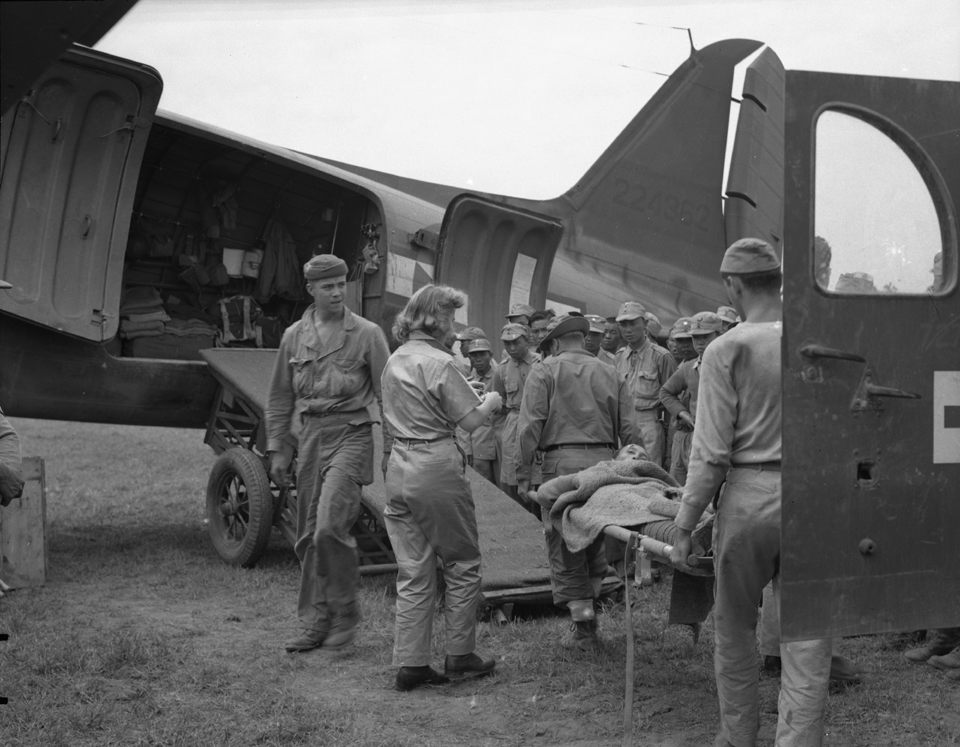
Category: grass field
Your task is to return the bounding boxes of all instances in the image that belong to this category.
[0,418,956,746]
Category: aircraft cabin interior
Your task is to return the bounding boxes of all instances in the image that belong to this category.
[0,47,385,362]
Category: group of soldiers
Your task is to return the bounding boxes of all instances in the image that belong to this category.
[451,298,741,502]
[262,241,834,745]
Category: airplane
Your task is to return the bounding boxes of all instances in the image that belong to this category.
[1,1,957,641]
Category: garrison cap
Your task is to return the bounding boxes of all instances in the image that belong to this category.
[585,314,606,334]
[716,306,740,324]
[538,314,590,352]
[720,238,781,274]
[464,338,492,353]
[500,322,530,341]
[0,279,12,290]
[304,254,348,280]
[616,301,647,322]
[506,303,535,320]
[643,312,662,338]
[689,311,723,335]
[669,318,694,340]
[456,326,486,342]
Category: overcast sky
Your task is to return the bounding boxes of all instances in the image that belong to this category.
[96,0,960,199]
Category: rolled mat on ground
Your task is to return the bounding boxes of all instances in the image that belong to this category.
[538,459,711,554]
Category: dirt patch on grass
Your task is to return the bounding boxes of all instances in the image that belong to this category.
[1,419,957,746]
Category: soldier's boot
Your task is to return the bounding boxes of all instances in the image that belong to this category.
[561,599,598,649]
[904,628,960,663]
[929,647,960,672]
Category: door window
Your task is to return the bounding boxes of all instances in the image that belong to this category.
[814,110,947,295]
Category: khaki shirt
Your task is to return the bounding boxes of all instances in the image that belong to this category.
[660,358,698,422]
[676,322,783,530]
[516,349,634,480]
[490,350,539,484]
[614,338,677,411]
[459,362,504,461]
[265,305,390,452]
[381,331,482,441]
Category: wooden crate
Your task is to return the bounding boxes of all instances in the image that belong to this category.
[1,456,46,588]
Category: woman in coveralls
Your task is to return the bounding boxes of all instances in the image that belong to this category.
[381,284,504,691]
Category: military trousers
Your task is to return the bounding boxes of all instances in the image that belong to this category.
[713,467,831,747]
[541,446,614,606]
[383,438,483,666]
[670,428,693,486]
[632,409,665,467]
[295,415,372,634]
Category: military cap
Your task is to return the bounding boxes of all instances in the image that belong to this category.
[643,311,662,338]
[615,301,647,322]
[456,326,486,342]
[669,317,694,340]
[538,314,590,351]
[689,311,723,335]
[506,303,535,320]
[500,322,530,341]
[720,238,781,274]
[716,306,740,324]
[585,314,606,334]
[304,253,348,280]
[0,279,12,290]
[465,338,492,353]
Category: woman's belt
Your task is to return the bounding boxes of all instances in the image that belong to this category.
[543,442,615,452]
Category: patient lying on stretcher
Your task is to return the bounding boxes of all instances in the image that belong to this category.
[530,444,715,560]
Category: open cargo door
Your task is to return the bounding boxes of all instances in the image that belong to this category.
[780,71,960,640]
[0,46,161,342]
[436,195,564,339]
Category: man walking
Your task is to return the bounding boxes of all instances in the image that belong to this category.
[266,254,391,653]
[670,239,831,747]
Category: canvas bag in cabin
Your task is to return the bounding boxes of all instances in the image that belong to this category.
[207,296,263,344]
[256,219,301,302]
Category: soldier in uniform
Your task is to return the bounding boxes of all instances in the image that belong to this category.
[614,302,677,468]
[601,317,623,355]
[528,309,555,350]
[454,326,485,376]
[644,311,664,345]
[517,315,635,648]
[266,254,391,653]
[490,322,539,511]
[505,303,535,327]
[583,314,615,365]
[660,312,723,485]
[459,337,505,487]
[670,238,832,747]
[717,306,740,333]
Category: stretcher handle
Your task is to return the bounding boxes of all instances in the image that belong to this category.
[602,525,701,567]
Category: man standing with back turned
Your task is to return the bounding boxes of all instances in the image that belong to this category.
[266,254,391,653]
[670,239,831,747]
[517,315,635,648]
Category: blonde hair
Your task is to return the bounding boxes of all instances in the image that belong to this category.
[392,284,467,344]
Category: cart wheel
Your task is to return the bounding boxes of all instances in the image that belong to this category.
[206,448,273,568]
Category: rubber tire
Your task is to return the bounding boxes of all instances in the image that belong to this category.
[206,448,274,568]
